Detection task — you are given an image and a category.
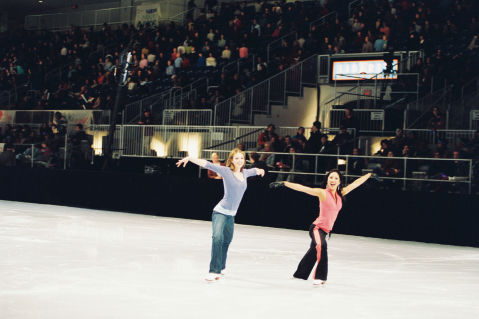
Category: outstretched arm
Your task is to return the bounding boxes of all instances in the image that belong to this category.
[176,156,208,168]
[283,181,325,200]
[341,173,372,196]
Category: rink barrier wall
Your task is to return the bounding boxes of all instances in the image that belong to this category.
[0,166,477,248]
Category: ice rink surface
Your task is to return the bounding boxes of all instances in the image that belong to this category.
[1,200,478,319]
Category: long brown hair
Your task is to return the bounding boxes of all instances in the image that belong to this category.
[226,148,246,171]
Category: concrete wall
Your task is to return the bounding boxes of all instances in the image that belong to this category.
[254,87,318,128]
[318,84,387,128]
[1,165,477,247]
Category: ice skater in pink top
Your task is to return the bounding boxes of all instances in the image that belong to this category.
[270,170,371,286]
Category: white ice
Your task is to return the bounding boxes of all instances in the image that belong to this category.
[1,200,478,319]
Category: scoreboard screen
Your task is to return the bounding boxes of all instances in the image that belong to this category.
[331,59,399,81]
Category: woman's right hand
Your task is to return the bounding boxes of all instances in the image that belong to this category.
[176,157,189,167]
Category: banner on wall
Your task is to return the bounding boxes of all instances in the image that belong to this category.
[135,2,162,26]
[0,110,15,124]
[59,110,95,126]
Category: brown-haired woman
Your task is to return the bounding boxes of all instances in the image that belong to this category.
[270,170,371,286]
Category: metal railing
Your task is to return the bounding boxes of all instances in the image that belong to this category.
[461,76,479,104]
[162,109,212,126]
[309,11,338,32]
[323,75,415,110]
[214,54,318,125]
[405,85,452,129]
[85,125,351,158]
[330,109,384,132]
[456,77,479,129]
[266,32,297,62]
[25,6,137,31]
[401,129,477,150]
[157,7,199,24]
[122,77,207,124]
[469,110,479,130]
[321,72,419,129]
[222,54,256,75]
[24,2,193,31]
[348,0,363,17]
[201,149,474,194]
[3,123,475,194]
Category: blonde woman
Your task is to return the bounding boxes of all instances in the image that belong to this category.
[177,149,265,281]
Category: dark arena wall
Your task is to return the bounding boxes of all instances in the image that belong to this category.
[1,164,478,248]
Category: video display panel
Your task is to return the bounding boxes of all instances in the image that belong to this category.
[331,59,399,81]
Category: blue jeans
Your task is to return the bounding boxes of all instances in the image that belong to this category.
[209,211,235,274]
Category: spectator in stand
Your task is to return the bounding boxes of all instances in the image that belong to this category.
[362,36,374,52]
[236,142,245,151]
[165,60,175,76]
[401,144,414,157]
[247,152,266,170]
[447,150,469,193]
[238,44,248,59]
[435,140,448,158]
[217,34,226,49]
[375,139,391,157]
[340,107,360,136]
[275,146,303,182]
[221,45,232,61]
[69,124,92,168]
[138,109,154,125]
[332,126,354,154]
[377,151,402,189]
[206,52,217,67]
[391,128,407,154]
[292,126,307,152]
[257,124,278,151]
[52,112,67,136]
[196,52,206,68]
[374,34,388,52]
[174,53,183,69]
[207,152,224,179]
[281,135,294,153]
[348,147,368,175]
[304,121,323,154]
[260,142,276,169]
[427,106,446,130]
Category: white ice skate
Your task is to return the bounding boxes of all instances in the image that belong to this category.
[205,273,221,282]
[313,279,326,287]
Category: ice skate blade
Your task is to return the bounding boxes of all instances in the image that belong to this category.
[313,280,326,287]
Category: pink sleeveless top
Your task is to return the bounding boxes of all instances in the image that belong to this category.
[313,189,343,233]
